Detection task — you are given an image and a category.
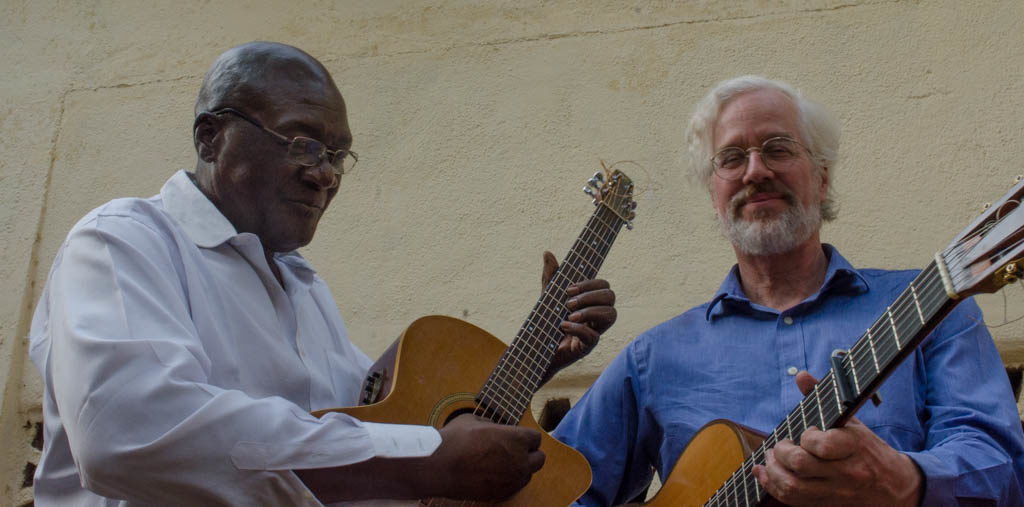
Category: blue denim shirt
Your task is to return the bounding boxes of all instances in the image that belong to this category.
[554,245,1024,506]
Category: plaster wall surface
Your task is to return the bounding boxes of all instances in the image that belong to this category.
[3,0,1024,504]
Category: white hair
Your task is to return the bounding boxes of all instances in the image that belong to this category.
[685,75,840,221]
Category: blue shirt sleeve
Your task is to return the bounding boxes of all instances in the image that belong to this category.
[905,299,1024,505]
[554,340,655,506]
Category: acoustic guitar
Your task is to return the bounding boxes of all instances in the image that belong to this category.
[315,169,637,506]
[642,175,1024,507]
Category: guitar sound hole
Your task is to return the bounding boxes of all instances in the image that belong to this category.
[442,407,478,426]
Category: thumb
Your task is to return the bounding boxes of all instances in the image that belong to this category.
[795,371,819,396]
[541,251,558,289]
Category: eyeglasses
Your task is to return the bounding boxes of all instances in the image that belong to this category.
[711,136,810,181]
[210,107,358,176]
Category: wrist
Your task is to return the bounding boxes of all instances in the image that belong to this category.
[889,453,924,506]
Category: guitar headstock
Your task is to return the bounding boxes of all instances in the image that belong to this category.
[942,175,1024,297]
[584,169,637,230]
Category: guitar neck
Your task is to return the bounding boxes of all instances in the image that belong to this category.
[477,202,626,424]
[709,260,960,506]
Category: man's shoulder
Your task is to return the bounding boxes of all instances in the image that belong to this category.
[634,302,713,345]
[62,194,187,256]
[854,266,922,297]
[69,194,170,234]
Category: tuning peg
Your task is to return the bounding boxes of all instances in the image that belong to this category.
[626,221,633,230]
[592,171,605,183]
[630,201,638,210]
[1016,175,1023,183]
[587,177,602,189]
[583,186,595,197]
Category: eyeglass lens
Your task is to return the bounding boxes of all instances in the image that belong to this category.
[287,137,349,172]
[714,138,804,179]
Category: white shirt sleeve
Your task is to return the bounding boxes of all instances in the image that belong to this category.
[40,212,440,505]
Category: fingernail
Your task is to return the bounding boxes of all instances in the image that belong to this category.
[566,297,578,310]
[568,312,581,322]
[566,284,579,296]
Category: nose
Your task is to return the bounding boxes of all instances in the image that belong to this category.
[741,149,774,184]
[301,157,340,190]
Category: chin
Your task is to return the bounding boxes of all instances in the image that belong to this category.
[267,230,317,253]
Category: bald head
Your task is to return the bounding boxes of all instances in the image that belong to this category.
[195,41,342,117]
[190,42,352,253]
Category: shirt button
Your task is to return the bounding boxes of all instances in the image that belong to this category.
[787,366,798,376]
[783,316,794,325]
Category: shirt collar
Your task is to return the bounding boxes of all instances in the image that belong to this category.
[705,244,870,321]
[160,170,239,248]
[160,170,319,287]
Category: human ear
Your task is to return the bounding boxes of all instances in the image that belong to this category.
[193,113,220,163]
[818,166,830,201]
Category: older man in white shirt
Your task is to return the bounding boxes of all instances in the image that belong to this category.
[29,41,617,505]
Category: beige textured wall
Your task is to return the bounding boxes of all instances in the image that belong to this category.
[4,0,1024,503]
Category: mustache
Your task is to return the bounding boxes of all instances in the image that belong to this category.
[728,180,797,216]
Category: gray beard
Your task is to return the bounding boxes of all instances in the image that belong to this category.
[719,199,821,256]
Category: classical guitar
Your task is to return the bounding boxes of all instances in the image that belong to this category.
[315,169,637,506]
[643,175,1024,507]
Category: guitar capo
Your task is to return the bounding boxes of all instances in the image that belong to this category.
[830,349,882,408]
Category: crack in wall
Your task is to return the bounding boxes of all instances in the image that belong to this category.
[324,0,887,61]
[1,84,69,501]
[46,3,892,87]
[67,73,201,95]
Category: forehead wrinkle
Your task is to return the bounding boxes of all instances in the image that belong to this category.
[713,91,800,150]
[270,108,352,149]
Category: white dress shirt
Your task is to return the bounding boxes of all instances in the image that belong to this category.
[29,170,441,506]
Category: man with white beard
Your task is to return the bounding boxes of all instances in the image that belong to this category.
[553,76,1024,506]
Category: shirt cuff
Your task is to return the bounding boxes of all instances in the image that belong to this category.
[362,422,442,458]
[903,451,953,505]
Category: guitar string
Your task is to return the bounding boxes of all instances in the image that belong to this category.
[943,209,1024,288]
[477,203,623,422]
[431,187,626,505]
[444,208,618,503]
[718,209,1021,505]
[709,191,1024,505]
[950,234,1024,289]
[475,231,610,419]
[452,197,626,505]
[712,265,949,506]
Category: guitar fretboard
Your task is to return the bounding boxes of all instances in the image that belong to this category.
[476,202,626,424]
[706,260,959,506]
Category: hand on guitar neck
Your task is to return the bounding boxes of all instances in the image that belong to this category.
[752,372,924,506]
[300,249,618,504]
[540,250,618,384]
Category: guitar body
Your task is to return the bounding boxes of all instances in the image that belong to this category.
[645,420,780,507]
[314,315,592,506]
[638,176,1024,506]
